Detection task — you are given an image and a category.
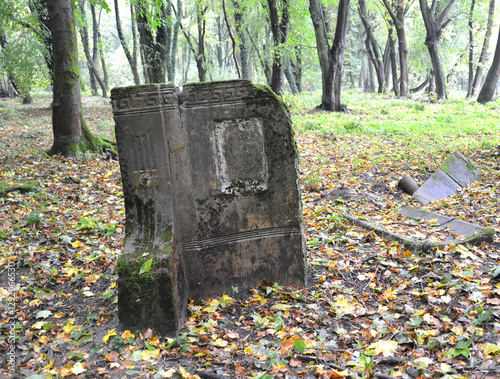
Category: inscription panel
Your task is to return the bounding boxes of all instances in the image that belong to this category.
[213,118,268,195]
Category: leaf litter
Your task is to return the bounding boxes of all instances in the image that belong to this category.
[0,95,499,378]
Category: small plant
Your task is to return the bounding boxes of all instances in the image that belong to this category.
[27,211,44,225]
[76,217,99,231]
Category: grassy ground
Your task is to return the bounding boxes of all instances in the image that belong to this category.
[1,91,500,379]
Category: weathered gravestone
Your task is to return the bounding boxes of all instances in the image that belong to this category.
[170,81,307,299]
[111,80,307,334]
[111,84,187,336]
[412,151,481,205]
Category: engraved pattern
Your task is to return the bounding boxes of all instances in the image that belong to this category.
[180,227,301,251]
[111,85,177,115]
[214,118,268,194]
[183,83,253,108]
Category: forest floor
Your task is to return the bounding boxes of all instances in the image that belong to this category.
[1,92,500,379]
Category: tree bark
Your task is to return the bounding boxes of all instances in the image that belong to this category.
[358,0,385,93]
[233,0,249,79]
[47,0,113,156]
[309,0,350,111]
[267,0,290,94]
[466,0,476,97]
[29,0,54,82]
[477,24,500,103]
[382,0,409,96]
[114,0,139,84]
[419,0,458,99]
[472,0,495,97]
[135,1,168,83]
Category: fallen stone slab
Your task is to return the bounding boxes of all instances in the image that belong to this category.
[344,207,495,253]
[412,151,481,205]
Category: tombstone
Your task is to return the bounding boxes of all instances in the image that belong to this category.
[169,80,307,299]
[412,151,481,205]
[111,80,307,335]
[111,84,187,337]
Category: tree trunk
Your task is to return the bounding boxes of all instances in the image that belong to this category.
[291,47,303,92]
[195,3,207,82]
[233,0,249,79]
[135,1,167,83]
[419,0,458,99]
[284,58,299,94]
[267,0,290,94]
[309,0,350,111]
[472,0,495,97]
[29,0,54,82]
[358,0,385,93]
[477,24,500,103]
[388,27,399,96]
[382,0,409,96]
[466,0,476,97]
[167,0,181,82]
[114,0,139,84]
[46,0,113,157]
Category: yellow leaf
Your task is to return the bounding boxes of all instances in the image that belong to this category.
[29,298,41,307]
[162,368,177,378]
[366,340,398,357]
[141,348,160,360]
[203,307,215,313]
[38,336,49,344]
[212,338,227,347]
[103,329,117,343]
[244,347,253,355]
[379,287,398,301]
[121,330,135,341]
[63,319,76,334]
[0,286,9,298]
[43,359,54,371]
[71,362,86,375]
[71,240,83,248]
[480,343,500,358]
[32,321,45,330]
[54,312,64,318]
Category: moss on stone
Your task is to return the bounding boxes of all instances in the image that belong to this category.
[0,180,39,194]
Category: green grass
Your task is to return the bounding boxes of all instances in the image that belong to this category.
[287,90,500,150]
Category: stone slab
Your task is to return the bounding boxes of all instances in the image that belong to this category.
[111,81,307,333]
[412,168,462,205]
[412,152,481,205]
[439,151,481,187]
[167,80,307,299]
[398,206,485,240]
[111,84,186,336]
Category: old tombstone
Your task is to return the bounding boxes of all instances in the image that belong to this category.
[111,84,187,336]
[171,81,307,299]
[111,80,307,335]
[412,151,481,205]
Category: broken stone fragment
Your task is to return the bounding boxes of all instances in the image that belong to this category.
[412,151,481,205]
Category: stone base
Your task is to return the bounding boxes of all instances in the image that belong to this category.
[116,248,186,337]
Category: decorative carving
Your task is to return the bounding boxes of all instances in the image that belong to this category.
[183,82,253,108]
[111,85,177,115]
[133,170,159,189]
[213,118,268,195]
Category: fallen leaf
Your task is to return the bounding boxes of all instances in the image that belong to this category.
[366,340,398,357]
